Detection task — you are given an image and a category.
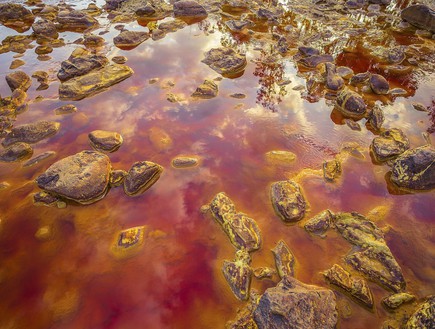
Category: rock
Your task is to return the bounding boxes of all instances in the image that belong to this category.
[111,226,146,258]
[6,71,31,92]
[32,71,49,85]
[324,264,374,308]
[112,56,127,64]
[10,59,25,69]
[323,159,342,182]
[0,3,34,31]
[35,225,54,239]
[109,169,127,187]
[0,142,33,162]
[367,105,384,130]
[336,66,354,79]
[225,20,252,33]
[36,150,111,204]
[264,150,296,165]
[272,240,295,278]
[84,34,105,47]
[401,5,435,33]
[253,267,276,279]
[173,1,207,19]
[335,212,406,292]
[304,209,334,236]
[58,51,109,81]
[404,296,434,328]
[59,64,133,101]
[390,145,435,190]
[113,30,149,49]
[35,45,53,55]
[222,250,252,301]
[270,180,306,222]
[299,54,334,68]
[209,192,262,252]
[23,151,56,167]
[32,20,58,39]
[124,161,163,196]
[202,47,247,77]
[324,63,344,91]
[344,118,361,131]
[253,276,338,329]
[336,89,367,119]
[412,102,428,112]
[33,191,62,208]
[370,128,410,162]
[370,74,390,94]
[350,72,371,85]
[54,104,77,115]
[387,48,406,64]
[171,156,199,168]
[382,293,416,309]
[88,130,123,153]
[158,19,187,33]
[191,79,218,99]
[2,121,60,147]
[136,5,156,16]
[298,46,320,57]
[57,10,98,31]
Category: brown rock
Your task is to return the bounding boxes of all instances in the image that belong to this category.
[270,180,307,222]
[370,128,410,162]
[88,130,123,153]
[2,121,59,147]
[6,71,31,92]
[370,74,389,95]
[191,79,218,99]
[272,240,295,278]
[113,30,149,49]
[54,104,77,115]
[32,20,58,39]
[124,161,163,196]
[0,3,34,32]
[202,47,247,77]
[222,250,252,301]
[57,10,98,31]
[404,295,434,328]
[109,169,127,187]
[173,1,207,19]
[304,209,334,236]
[58,51,109,81]
[401,5,435,33]
[0,142,33,162]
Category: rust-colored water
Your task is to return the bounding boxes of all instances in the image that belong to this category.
[0,1,434,328]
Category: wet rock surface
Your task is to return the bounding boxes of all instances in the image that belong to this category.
[2,121,60,147]
[390,145,435,191]
[304,209,334,236]
[88,130,123,153]
[202,47,247,77]
[323,159,342,182]
[124,161,163,196]
[371,128,410,162]
[109,169,127,187]
[222,250,252,301]
[36,150,111,204]
[23,151,56,168]
[401,5,435,33]
[191,79,218,99]
[57,10,98,31]
[270,180,307,222]
[0,142,33,162]
[253,276,338,329]
[271,239,295,278]
[111,226,146,258]
[0,3,34,31]
[171,156,199,168]
[336,89,367,119]
[405,296,434,329]
[58,50,109,81]
[173,1,207,19]
[6,71,31,92]
[382,292,416,309]
[113,30,149,49]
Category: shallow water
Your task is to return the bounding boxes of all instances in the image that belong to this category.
[0,1,434,328]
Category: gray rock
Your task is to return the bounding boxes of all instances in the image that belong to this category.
[36,150,111,204]
[124,161,163,196]
[336,89,367,119]
[390,145,435,190]
[2,121,60,147]
[0,142,33,162]
[253,276,338,329]
[401,5,435,33]
[23,151,56,167]
[325,63,344,91]
[370,74,389,95]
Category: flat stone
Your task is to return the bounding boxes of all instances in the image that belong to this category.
[55,104,77,115]
[350,72,371,85]
[57,10,98,31]
[88,130,123,153]
[401,5,435,33]
[23,151,56,167]
[113,30,149,49]
[304,209,334,236]
[171,156,199,168]
[0,142,33,162]
[225,20,252,32]
[59,64,134,101]
[191,79,218,99]
[111,226,146,258]
[264,150,296,165]
[33,191,61,207]
[270,180,306,222]
[173,1,207,18]
[2,121,60,147]
[222,250,252,301]
[371,128,410,162]
[158,19,187,33]
[272,240,295,278]
[36,150,111,204]
[382,292,416,309]
[324,264,374,308]
[202,47,247,77]
[253,276,338,329]
[298,46,320,57]
[58,51,109,81]
[124,161,163,196]
[10,59,25,69]
[390,145,435,190]
[6,71,31,92]
[83,34,105,47]
[404,296,434,328]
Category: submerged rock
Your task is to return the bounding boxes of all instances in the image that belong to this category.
[323,159,342,182]
[209,192,262,252]
[113,30,149,49]
[59,64,134,101]
[36,150,111,204]
[54,104,77,115]
[404,295,434,328]
[222,250,252,301]
[124,161,163,196]
[367,105,385,131]
[88,130,123,153]
[202,47,247,77]
[173,1,207,19]
[225,20,253,33]
[382,292,416,309]
[253,267,276,279]
[335,212,406,292]
[111,226,146,258]
[304,209,334,236]
[6,71,31,92]
[324,264,374,308]
[271,240,295,278]
[191,79,218,99]
[336,89,367,119]
[371,128,410,162]
[390,145,435,191]
[270,180,306,222]
[2,121,60,147]
[171,156,199,168]
[23,151,56,167]
[253,276,338,329]
[0,142,33,162]
[401,5,435,33]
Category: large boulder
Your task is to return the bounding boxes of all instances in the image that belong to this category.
[253,276,338,329]
[401,5,435,33]
[390,145,435,191]
[2,121,59,147]
[173,1,207,19]
[36,150,112,204]
[59,64,134,101]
